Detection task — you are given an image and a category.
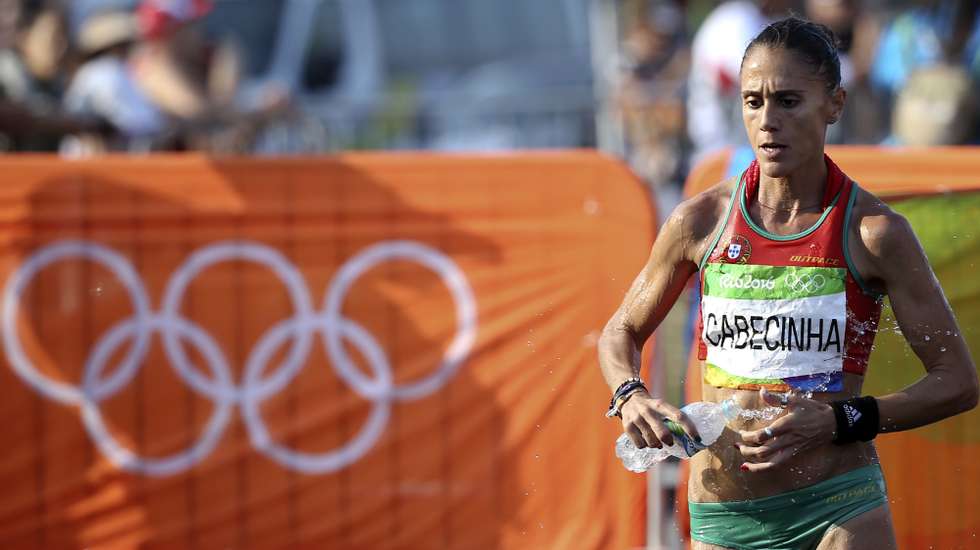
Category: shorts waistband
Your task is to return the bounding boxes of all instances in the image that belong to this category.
[690,464,884,514]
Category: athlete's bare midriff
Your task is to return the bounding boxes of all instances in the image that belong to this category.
[688,372,878,503]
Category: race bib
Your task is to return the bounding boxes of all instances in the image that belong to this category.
[701,263,846,380]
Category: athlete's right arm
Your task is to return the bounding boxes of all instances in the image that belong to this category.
[598,192,722,448]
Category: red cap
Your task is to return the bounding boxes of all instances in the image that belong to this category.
[137,0,213,39]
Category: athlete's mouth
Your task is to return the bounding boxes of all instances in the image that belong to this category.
[760,142,787,152]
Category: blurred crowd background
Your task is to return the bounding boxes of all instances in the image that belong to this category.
[0,0,977,201]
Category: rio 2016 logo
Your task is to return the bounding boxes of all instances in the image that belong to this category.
[717,273,775,290]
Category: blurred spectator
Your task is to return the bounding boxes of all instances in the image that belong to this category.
[686,0,791,165]
[0,0,23,48]
[63,9,169,152]
[871,0,980,97]
[616,0,690,192]
[889,63,976,146]
[134,0,289,152]
[0,0,110,151]
[133,0,215,124]
[65,0,289,154]
[870,0,980,145]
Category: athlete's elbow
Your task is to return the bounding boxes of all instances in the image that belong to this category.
[954,372,979,414]
[599,322,637,350]
[602,310,641,339]
[960,382,979,413]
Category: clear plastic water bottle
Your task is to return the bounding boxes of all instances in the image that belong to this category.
[615,398,743,473]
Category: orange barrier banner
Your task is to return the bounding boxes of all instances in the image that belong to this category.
[680,146,980,549]
[0,153,653,549]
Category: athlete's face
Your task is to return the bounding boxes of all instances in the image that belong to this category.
[740,46,845,179]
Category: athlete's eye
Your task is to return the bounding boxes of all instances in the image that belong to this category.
[745,98,762,109]
[779,97,799,108]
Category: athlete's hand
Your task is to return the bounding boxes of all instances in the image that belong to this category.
[620,391,701,449]
[735,388,836,472]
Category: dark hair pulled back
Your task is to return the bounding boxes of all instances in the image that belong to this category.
[742,16,842,93]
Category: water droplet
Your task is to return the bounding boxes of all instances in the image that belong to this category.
[940,347,947,352]
[924,335,931,341]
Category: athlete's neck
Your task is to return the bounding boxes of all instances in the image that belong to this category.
[757,155,828,212]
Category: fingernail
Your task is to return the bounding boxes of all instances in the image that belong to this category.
[740,464,749,472]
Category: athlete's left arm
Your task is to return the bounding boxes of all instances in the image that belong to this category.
[852,201,979,431]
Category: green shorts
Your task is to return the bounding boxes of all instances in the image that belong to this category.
[688,464,887,550]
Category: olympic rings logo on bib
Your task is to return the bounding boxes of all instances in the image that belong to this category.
[784,273,827,293]
[718,273,776,290]
[1,240,477,477]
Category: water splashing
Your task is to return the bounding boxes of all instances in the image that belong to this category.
[739,407,783,421]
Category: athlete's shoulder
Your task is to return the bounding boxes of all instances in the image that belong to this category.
[847,185,917,267]
[669,175,739,239]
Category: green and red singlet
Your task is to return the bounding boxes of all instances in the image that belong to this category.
[696,156,882,392]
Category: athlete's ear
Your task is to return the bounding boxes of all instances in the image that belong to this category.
[827,86,846,125]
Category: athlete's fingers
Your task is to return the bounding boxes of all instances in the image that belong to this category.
[740,447,796,472]
[648,398,700,443]
[633,415,664,449]
[625,423,648,449]
[735,441,780,461]
[738,421,785,446]
[640,411,674,447]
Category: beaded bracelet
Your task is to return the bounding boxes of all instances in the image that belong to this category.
[613,377,642,396]
[606,377,647,418]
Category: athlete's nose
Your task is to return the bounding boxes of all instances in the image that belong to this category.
[759,101,781,133]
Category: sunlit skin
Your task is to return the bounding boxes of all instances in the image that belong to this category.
[598,40,977,550]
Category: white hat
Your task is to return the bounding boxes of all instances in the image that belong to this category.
[77,11,139,55]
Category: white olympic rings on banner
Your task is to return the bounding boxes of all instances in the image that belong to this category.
[1,239,477,476]
[784,273,827,293]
